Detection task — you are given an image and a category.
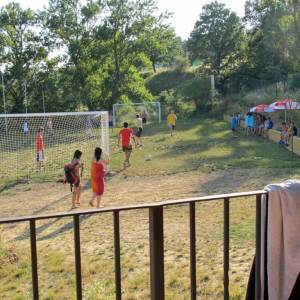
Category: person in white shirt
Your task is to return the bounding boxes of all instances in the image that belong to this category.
[22,120,29,144]
[135,114,143,147]
[46,118,53,136]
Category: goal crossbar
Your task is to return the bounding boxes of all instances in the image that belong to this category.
[0,111,108,118]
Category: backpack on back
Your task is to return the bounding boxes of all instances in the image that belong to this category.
[63,163,79,191]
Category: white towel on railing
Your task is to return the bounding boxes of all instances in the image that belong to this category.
[263,180,300,300]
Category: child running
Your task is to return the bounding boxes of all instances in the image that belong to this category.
[36,127,44,172]
[71,150,83,209]
[90,147,108,208]
[118,122,134,168]
[167,110,177,136]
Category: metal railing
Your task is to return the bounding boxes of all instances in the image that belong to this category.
[0,190,268,300]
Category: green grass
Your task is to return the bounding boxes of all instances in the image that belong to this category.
[1,117,300,299]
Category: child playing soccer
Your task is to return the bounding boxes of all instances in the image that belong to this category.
[167,110,177,136]
[118,122,134,168]
[71,150,83,209]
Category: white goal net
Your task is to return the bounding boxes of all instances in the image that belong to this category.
[112,102,161,127]
[0,111,109,183]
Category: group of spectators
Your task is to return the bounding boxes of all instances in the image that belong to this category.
[244,112,274,138]
[231,112,298,147]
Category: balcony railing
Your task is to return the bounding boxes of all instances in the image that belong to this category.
[0,190,268,300]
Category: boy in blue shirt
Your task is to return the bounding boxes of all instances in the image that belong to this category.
[231,115,238,131]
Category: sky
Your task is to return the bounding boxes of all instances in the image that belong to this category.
[1,0,246,39]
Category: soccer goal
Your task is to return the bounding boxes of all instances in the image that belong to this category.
[0,111,109,183]
[112,102,161,127]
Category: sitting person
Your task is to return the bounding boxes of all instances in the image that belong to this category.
[286,121,298,146]
[257,114,265,136]
[279,122,289,146]
[292,122,298,137]
[263,117,273,138]
[267,117,274,129]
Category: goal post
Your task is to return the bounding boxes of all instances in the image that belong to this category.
[0,111,109,183]
[112,102,161,127]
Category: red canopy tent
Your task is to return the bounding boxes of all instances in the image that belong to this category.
[269,98,300,121]
[250,104,270,113]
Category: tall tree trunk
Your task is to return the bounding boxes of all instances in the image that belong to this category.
[112,36,121,104]
[151,60,156,73]
[291,0,300,63]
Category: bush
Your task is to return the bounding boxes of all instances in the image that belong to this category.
[290,74,300,89]
[157,90,196,119]
[146,70,194,96]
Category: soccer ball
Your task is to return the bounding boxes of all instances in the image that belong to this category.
[145,154,152,161]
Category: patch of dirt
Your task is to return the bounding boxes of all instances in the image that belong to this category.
[0,168,283,219]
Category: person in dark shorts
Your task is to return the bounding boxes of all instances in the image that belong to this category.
[71,150,83,209]
[142,110,148,124]
[109,111,114,132]
[118,122,134,168]
[167,110,177,136]
[135,114,143,147]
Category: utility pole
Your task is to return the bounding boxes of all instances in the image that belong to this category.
[24,81,28,115]
[1,71,8,133]
[210,74,215,103]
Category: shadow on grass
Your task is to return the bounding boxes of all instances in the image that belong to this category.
[142,118,205,137]
[12,215,92,242]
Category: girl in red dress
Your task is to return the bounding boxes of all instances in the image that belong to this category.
[89,147,108,208]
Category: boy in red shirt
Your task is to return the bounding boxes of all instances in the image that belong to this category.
[36,127,45,172]
[118,122,134,168]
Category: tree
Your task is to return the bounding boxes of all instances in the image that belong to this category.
[43,0,102,108]
[243,0,292,81]
[95,0,158,105]
[177,76,211,113]
[137,14,183,72]
[187,2,244,78]
[0,2,47,112]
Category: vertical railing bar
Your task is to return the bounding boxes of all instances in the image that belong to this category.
[30,219,39,300]
[255,194,262,300]
[113,211,122,300]
[149,206,164,300]
[73,215,82,300]
[189,202,196,300]
[223,197,230,300]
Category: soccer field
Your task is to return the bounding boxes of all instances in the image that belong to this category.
[1,118,300,299]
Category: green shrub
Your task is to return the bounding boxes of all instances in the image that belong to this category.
[146,70,194,96]
[290,74,300,89]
